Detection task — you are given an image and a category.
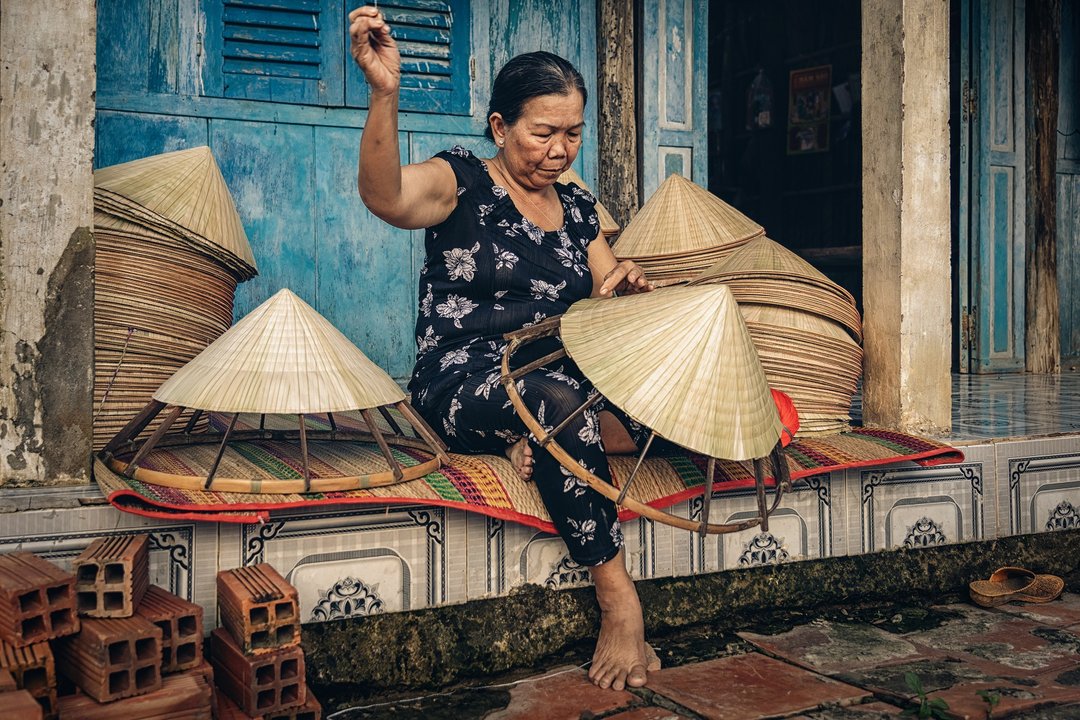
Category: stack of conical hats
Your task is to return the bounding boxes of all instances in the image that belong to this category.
[102,289,448,494]
[93,146,257,450]
[690,236,863,435]
[561,285,783,460]
[557,167,620,240]
[612,173,764,286]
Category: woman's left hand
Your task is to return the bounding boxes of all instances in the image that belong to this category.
[599,260,654,297]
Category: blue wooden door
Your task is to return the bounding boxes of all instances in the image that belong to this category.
[1058,1,1080,363]
[967,0,1027,372]
[95,0,599,382]
[639,0,709,197]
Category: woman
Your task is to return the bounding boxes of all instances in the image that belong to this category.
[349,6,658,691]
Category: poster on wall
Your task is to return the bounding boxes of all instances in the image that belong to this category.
[787,65,831,154]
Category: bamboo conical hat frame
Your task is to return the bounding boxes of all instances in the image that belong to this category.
[154,288,405,414]
[560,285,782,461]
[612,173,764,259]
[557,167,620,237]
[94,146,257,279]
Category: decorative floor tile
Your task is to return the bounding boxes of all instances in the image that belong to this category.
[993,437,1080,537]
[605,707,692,720]
[790,700,906,718]
[645,653,870,719]
[738,621,921,675]
[233,505,450,621]
[481,666,640,720]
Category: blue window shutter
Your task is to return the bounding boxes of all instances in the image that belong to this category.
[345,0,471,114]
[203,0,344,105]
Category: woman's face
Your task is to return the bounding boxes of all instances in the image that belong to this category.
[492,90,585,190]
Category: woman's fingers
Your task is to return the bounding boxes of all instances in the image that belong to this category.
[599,261,654,296]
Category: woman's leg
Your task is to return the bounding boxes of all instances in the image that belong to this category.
[430,365,653,690]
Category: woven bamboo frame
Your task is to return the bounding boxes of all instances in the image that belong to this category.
[99,399,449,494]
[500,317,791,535]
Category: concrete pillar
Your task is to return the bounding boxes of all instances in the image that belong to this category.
[0,0,96,485]
[861,0,952,435]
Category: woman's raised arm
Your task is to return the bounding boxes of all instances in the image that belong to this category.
[350,6,457,229]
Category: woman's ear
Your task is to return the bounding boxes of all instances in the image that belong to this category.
[489,113,507,147]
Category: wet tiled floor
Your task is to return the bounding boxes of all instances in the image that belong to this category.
[326,594,1080,719]
[850,372,1080,440]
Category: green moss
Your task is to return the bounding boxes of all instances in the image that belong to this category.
[303,529,1080,705]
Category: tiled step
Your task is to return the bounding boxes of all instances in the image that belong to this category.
[0,552,78,647]
[56,670,213,719]
[0,639,56,719]
[54,615,162,702]
[217,564,299,655]
[72,534,149,618]
[0,689,43,720]
[135,585,204,673]
[209,627,305,716]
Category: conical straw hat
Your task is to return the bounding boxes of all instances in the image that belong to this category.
[154,288,405,414]
[558,167,620,236]
[612,173,763,259]
[695,235,831,284]
[560,285,782,460]
[94,146,257,277]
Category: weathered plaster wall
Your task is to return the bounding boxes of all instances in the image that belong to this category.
[862,0,952,434]
[0,0,96,486]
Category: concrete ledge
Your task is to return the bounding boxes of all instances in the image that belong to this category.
[302,529,1080,695]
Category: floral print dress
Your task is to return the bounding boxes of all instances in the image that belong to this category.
[408,146,629,566]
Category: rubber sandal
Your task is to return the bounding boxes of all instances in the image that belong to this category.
[969,566,1036,607]
[1012,573,1065,603]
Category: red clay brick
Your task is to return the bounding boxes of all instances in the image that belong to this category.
[135,585,204,673]
[0,639,56,719]
[264,691,322,720]
[177,658,215,708]
[54,615,162,702]
[0,667,15,692]
[0,552,78,647]
[217,690,322,720]
[56,671,212,719]
[1,689,43,720]
[217,564,300,655]
[72,535,150,618]
[210,627,305,716]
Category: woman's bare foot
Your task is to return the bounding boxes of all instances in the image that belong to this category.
[505,437,534,481]
[588,549,650,691]
[645,643,661,671]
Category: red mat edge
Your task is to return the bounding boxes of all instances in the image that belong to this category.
[101,444,966,532]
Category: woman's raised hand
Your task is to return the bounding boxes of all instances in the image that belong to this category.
[349,6,400,96]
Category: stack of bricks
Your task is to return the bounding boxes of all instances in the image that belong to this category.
[0,534,214,719]
[211,564,320,719]
[0,551,79,718]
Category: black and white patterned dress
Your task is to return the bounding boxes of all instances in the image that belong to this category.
[409,146,632,566]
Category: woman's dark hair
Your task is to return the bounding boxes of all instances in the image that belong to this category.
[485,52,587,141]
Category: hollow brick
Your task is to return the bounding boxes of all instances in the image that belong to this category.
[209,627,304,716]
[54,615,162,702]
[0,639,56,719]
[0,552,78,647]
[135,585,204,673]
[72,535,150,618]
[56,670,211,719]
[216,564,300,655]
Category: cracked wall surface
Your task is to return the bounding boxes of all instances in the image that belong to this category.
[0,0,96,485]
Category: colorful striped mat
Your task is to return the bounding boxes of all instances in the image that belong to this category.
[95,429,963,531]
